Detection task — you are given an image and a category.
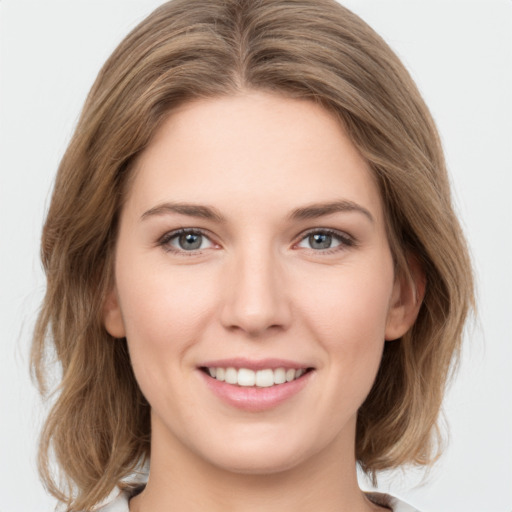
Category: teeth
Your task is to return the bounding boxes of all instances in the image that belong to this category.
[225,367,238,384]
[274,368,286,384]
[255,369,274,387]
[216,367,225,382]
[206,367,308,387]
[238,368,256,387]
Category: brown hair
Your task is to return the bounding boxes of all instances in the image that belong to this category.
[32,0,474,509]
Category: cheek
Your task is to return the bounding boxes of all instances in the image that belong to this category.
[296,258,394,371]
[285,257,395,443]
[114,256,218,378]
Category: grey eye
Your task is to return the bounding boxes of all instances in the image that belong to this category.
[165,231,214,252]
[297,230,347,251]
[308,233,333,249]
[178,233,203,250]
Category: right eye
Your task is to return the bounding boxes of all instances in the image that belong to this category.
[159,229,215,253]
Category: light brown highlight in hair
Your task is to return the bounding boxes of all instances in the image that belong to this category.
[31,1,474,509]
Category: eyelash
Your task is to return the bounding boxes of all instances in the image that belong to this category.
[158,228,214,255]
[294,228,356,254]
[157,228,356,255]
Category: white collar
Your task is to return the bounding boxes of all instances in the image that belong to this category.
[92,488,421,512]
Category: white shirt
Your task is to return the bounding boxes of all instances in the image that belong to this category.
[91,487,421,512]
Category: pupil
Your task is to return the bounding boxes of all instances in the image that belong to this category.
[310,233,332,249]
[179,233,202,250]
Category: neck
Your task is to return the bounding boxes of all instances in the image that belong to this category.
[130,415,380,512]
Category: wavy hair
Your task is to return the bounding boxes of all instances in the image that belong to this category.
[31,0,474,509]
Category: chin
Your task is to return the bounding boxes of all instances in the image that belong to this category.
[207,449,309,476]
[193,427,324,477]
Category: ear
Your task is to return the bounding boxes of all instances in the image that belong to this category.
[103,287,126,338]
[385,254,426,341]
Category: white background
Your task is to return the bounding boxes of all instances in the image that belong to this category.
[0,1,511,511]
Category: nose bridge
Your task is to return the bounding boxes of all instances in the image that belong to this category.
[220,239,290,336]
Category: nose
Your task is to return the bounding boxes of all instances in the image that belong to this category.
[219,245,292,337]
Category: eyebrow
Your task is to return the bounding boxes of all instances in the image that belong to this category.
[289,200,374,223]
[140,202,225,222]
[140,199,374,224]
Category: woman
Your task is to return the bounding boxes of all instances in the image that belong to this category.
[31,1,474,511]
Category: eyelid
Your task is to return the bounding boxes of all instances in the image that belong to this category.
[158,227,218,254]
[156,227,356,255]
[293,228,356,251]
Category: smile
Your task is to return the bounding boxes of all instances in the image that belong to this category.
[203,367,310,387]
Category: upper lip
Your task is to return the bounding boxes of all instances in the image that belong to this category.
[199,358,313,371]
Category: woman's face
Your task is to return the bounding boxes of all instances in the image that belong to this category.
[104,91,415,475]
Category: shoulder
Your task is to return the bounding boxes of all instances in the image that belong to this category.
[90,488,134,512]
[91,489,421,512]
[366,492,422,512]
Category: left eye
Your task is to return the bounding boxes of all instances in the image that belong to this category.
[162,230,214,252]
[296,231,350,251]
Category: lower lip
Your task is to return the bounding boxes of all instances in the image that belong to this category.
[199,370,314,412]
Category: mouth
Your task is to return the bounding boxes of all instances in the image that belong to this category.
[197,358,315,411]
[200,366,314,388]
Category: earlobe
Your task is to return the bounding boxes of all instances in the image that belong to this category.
[103,288,126,338]
[385,255,426,341]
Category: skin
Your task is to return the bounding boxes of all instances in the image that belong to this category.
[104,91,423,512]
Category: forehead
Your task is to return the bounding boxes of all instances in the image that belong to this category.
[126,91,384,224]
